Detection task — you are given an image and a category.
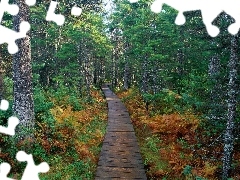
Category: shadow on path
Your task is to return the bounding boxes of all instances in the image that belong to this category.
[95,84,147,180]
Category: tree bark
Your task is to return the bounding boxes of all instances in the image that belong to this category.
[208,54,224,124]
[123,60,130,90]
[141,56,148,94]
[222,35,238,179]
[123,42,130,90]
[176,48,184,94]
[13,0,34,141]
[0,46,4,100]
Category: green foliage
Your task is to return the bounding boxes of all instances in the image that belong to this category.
[195,176,207,180]
[145,136,161,153]
[33,87,56,135]
[183,165,192,176]
[67,95,83,111]
[0,100,13,126]
[143,89,183,114]
[3,77,13,100]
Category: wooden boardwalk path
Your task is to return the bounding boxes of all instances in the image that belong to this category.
[95,84,147,180]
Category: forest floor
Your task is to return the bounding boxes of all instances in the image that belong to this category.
[0,88,108,179]
[116,88,240,180]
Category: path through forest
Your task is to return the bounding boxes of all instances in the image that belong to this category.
[95,84,147,179]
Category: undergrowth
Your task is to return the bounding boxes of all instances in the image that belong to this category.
[0,87,107,179]
[117,88,240,180]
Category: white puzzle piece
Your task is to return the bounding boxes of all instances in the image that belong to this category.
[16,151,50,180]
[0,0,19,22]
[0,116,19,136]
[131,0,240,37]
[129,0,138,3]
[46,1,65,26]
[71,6,82,16]
[25,0,36,6]
[0,100,9,111]
[0,21,30,54]
[0,163,15,180]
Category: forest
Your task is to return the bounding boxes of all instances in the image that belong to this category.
[0,0,239,179]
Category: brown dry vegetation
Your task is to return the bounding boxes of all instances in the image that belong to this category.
[0,89,108,179]
[37,89,108,178]
[117,88,240,180]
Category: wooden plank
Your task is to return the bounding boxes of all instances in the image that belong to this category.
[95,85,147,180]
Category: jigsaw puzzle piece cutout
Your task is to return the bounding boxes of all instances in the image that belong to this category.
[0,21,30,54]
[201,8,221,37]
[150,0,240,37]
[25,0,36,6]
[0,99,9,111]
[46,1,65,26]
[151,0,164,13]
[0,116,19,136]
[228,22,239,35]
[150,0,221,37]
[0,0,19,22]
[224,4,240,35]
[175,12,186,25]
[129,0,138,3]
[71,6,82,16]
[16,151,50,180]
[0,162,16,180]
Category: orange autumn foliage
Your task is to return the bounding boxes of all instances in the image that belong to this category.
[35,89,107,163]
[117,88,222,179]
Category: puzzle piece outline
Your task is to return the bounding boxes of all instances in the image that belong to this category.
[46,0,65,26]
[0,21,30,54]
[0,162,15,180]
[25,0,36,6]
[0,0,35,54]
[16,151,50,180]
[0,100,19,136]
[0,116,19,136]
[0,100,49,180]
[0,0,19,23]
[130,0,240,37]
[71,6,82,16]
[0,99,9,111]
[0,151,50,180]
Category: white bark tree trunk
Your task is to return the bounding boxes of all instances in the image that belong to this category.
[222,35,238,179]
[13,0,34,141]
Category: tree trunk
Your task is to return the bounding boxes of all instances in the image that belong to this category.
[123,42,130,90]
[176,48,184,94]
[208,54,223,124]
[13,0,34,141]
[77,43,83,96]
[123,60,130,90]
[222,35,238,179]
[0,46,4,100]
[141,56,148,94]
[82,41,92,100]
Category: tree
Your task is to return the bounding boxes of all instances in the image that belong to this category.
[13,0,34,141]
[222,34,238,180]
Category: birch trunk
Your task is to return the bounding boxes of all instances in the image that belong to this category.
[177,48,184,94]
[123,42,130,90]
[222,35,238,179]
[123,60,130,90]
[13,0,34,141]
[142,56,148,94]
[0,47,4,100]
[208,54,223,124]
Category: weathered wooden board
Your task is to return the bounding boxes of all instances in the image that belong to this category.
[95,85,147,180]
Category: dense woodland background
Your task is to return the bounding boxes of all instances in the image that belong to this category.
[0,0,240,179]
